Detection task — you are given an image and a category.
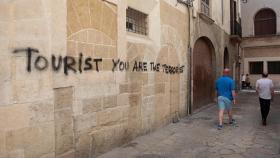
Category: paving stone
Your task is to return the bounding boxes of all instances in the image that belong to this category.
[219,149,234,155]
[222,154,244,158]
[97,93,280,158]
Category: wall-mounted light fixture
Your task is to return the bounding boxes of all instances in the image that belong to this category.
[177,0,194,7]
[241,0,247,3]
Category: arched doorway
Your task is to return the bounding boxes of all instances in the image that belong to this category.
[224,47,229,69]
[193,37,215,110]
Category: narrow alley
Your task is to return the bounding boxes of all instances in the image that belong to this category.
[2,1,280,157]
[98,92,280,158]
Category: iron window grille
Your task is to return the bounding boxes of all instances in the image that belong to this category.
[249,61,263,74]
[201,0,210,16]
[126,7,148,35]
[268,61,280,74]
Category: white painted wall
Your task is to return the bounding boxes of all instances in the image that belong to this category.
[241,0,280,37]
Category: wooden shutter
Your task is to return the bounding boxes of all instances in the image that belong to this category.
[254,9,276,35]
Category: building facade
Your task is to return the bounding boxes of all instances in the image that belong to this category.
[189,0,241,110]
[0,0,240,158]
[0,0,190,157]
[241,0,280,88]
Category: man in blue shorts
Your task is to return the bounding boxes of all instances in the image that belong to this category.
[215,68,236,130]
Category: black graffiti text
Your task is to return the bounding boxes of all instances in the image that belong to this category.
[12,47,185,75]
[13,47,102,75]
[112,59,129,72]
[162,64,184,74]
[150,62,161,72]
[132,61,148,72]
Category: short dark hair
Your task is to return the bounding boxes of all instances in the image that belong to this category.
[262,72,268,78]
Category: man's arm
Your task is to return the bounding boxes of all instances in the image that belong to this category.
[256,81,259,95]
[232,90,236,105]
[231,81,236,104]
[215,80,218,97]
[270,81,274,101]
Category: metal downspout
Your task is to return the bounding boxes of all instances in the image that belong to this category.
[187,7,192,115]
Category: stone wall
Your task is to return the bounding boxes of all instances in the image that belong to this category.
[190,0,241,86]
[0,0,189,158]
[243,55,280,88]
[66,0,189,157]
[192,0,241,35]
[241,36,280,88]
[191,13,239,81]
[0,0,66,158]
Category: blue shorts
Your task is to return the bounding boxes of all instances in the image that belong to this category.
[217,96,232,110]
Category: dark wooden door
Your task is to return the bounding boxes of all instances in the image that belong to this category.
[193,38,214,110]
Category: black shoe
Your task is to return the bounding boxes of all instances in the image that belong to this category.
[217,124,223,130]
[229,119,236,126]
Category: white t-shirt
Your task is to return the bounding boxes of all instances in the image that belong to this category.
[256,78,274,100]
[242,75,246,82]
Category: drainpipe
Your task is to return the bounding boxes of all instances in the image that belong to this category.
[187,7,192,115]
[186,7,192,115]
[177,0,193,115]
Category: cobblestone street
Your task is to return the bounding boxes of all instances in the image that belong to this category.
[98,92,280,158]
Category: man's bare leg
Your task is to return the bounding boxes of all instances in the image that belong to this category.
[219,109,224,126]
[227,109,233,122]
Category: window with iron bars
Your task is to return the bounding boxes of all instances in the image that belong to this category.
[268,61,280,74]
[249,61,263,74]
[201,0,210,16]
[126,7,148,36]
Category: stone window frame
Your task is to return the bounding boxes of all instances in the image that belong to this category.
[126,7,149,36]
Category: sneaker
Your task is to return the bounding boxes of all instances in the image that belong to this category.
[229,119,236,126]
[217,125,223,130]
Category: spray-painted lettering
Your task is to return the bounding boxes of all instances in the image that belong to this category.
[13,47,102,75]
[13,47,185,75]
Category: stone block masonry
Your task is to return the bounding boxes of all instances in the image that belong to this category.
[54,87,75,157]
[0,0,189,158]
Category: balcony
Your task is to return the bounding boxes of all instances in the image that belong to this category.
[232,20,242,36]
[230,20,242,43]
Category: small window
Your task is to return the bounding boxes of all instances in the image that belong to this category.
[249,61,263,74]
[268,61,280,74]
[126,7,148,35]
[201,0,210,16]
